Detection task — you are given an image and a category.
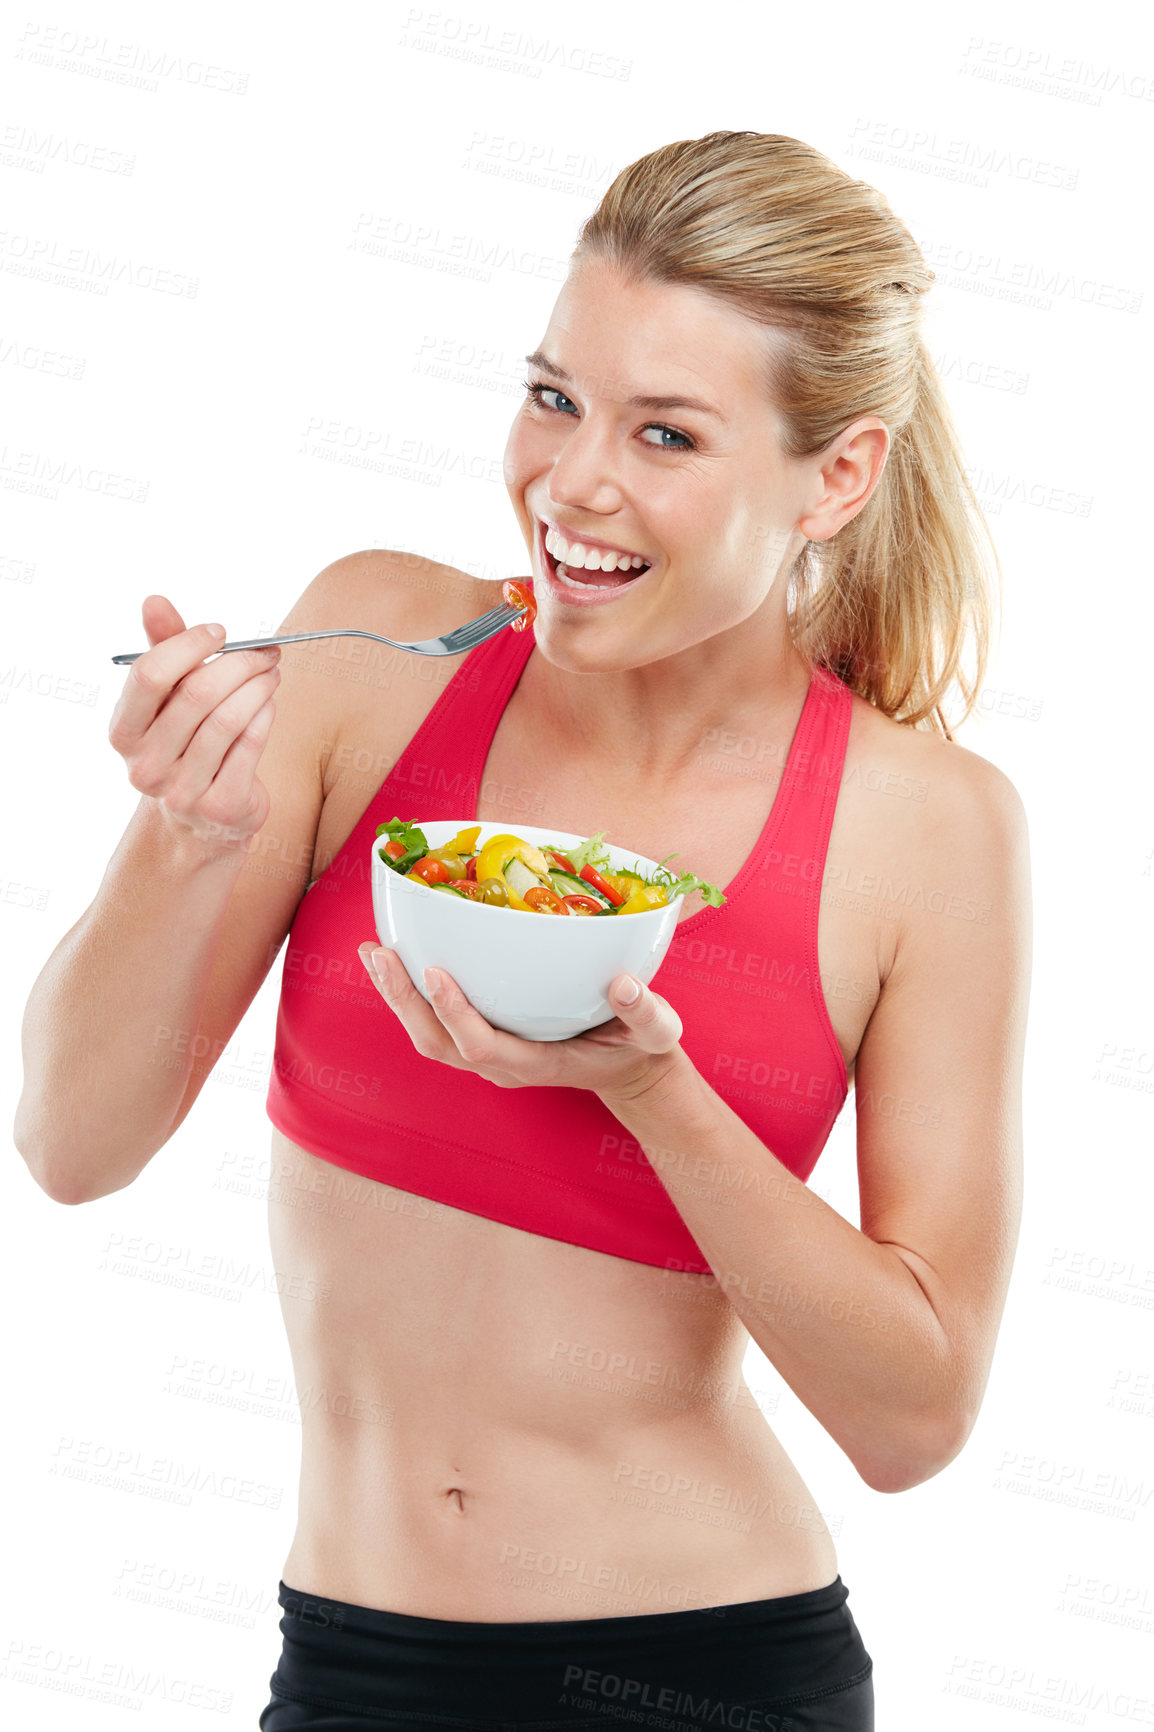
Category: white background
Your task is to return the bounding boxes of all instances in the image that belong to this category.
[3,0,1152,1726]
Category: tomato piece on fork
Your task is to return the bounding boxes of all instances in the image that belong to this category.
[503,580,537,633]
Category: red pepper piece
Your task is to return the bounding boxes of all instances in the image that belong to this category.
[580,863,626,906]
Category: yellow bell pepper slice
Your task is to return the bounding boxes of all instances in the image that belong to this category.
[616,882,670,917]
[473,832,553,912]
[444,824,482,856]
[597,871,642,905]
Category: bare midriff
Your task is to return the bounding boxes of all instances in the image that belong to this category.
[271,1129,840,1622]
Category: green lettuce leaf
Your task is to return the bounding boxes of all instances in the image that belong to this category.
[375,816,429,875]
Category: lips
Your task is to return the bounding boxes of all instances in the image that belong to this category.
[534,517,657,608]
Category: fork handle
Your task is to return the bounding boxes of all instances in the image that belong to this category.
[111,629,379,665]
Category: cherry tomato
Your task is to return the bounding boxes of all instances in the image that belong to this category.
[523,885,569,915]
[544,848,578,874]
[503,579,537,633]
[561,894,604,916]
[383,838,407,862]
[408,857,451,886]
[450,879,484,900]
[465,856,478,880]
[579,863,626,906]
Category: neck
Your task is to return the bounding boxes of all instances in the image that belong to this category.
[534,615,813,790]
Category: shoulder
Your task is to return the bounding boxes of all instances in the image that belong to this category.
[280,550,498,844]
[290,547,491,632]
[842,695,1030,957]
[280,545,494,746]
[848,689,1027,834]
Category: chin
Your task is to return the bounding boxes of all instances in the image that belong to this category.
[531,624,668,678]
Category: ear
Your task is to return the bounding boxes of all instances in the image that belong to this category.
[799,418,890,542]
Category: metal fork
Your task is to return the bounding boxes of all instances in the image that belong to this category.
[110,596,528,665]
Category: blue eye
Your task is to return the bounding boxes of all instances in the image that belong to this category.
[639,425,693,451]
[525,383,577,416]
[523,380,696,453]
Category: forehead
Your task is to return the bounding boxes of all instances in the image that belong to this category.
[537,256,779,415]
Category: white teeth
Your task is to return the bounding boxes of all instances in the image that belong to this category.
[554,561,608,590]
[544,524,651,573]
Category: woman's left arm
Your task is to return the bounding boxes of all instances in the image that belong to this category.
[598,753,1032,1495]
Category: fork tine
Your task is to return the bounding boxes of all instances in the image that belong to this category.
[459,603,519,638]
[460,609,519,637]
[440,601,523,652]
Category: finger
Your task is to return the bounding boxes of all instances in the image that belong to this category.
[358,943,390,1000]
[361,947,465,1064]
[163,663,282,806]
[420,967,555,1086]
[109,619,231,755]
[420,967,500,1060]
[121,644,280,793]
[143,645,282,769]
[196,692,277,824]
[608,976,683,1051]
[142,593,188,646]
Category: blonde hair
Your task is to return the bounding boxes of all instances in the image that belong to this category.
[574,131,1001,738]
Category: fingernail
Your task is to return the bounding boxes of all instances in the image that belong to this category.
[207,623,226,641]
[615,976,640,1005]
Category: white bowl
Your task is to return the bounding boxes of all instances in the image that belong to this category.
[370,820,683,1041]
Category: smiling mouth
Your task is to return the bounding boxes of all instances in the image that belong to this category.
[538,520,652,590]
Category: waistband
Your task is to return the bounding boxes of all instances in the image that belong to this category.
[270,1576,872,1720]
[277,1574,852,1644]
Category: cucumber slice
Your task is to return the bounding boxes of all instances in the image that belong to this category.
[547,868,606,901]
[505,857,549,898]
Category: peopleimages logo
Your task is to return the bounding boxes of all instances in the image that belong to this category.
[913,232,1142,315]
[559,1662,793,1729]
[847,117,1079,190]
[959,35,1154,106]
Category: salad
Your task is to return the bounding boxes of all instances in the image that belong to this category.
[375,818,725,917]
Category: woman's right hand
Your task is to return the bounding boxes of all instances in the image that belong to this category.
[108,594,284,852]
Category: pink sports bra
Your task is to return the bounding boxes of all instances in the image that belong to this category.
[265,609,852,1275]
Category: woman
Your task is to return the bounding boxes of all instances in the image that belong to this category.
[17,133,1030,1729]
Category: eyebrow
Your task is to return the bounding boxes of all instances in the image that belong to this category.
[524,351,726,420]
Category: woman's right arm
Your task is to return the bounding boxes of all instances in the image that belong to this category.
[14,580,335,1204]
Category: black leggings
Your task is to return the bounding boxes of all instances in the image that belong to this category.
[258,1576,873,1730]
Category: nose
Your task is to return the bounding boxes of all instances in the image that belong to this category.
[545,418,624,518]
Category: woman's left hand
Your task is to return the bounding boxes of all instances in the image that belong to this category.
[357,943,686,1105]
